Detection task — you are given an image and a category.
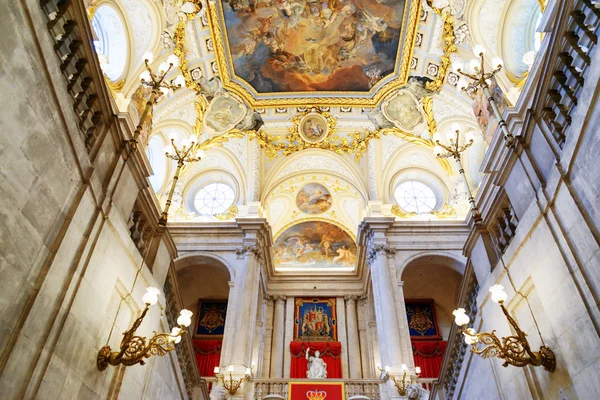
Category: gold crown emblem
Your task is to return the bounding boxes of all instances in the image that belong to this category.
[306,390,327,400]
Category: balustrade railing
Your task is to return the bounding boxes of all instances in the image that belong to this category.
[251,379,383,400]
[430,265,478,400]
[40,0,112,154]
[541,0,600,147]
[165,272,202,398]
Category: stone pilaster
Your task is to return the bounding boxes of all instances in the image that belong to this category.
[345,295,361,378]
[283,296,295,377]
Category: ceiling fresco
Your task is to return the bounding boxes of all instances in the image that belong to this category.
[207,0,421,106]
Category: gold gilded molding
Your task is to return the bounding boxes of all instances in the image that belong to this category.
[214,205,239,220]
[391,205,417,218]
[205,0,422,107]
[245,108,379,161]
[424,3,457,93]
[430,204,457,218]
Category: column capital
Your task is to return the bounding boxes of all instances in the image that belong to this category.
[358,294,368,306]
[273,295,287,303]
[228,280,235,288]
[344,294,358,303]
[235,244,264,264]
[366,243,396,266]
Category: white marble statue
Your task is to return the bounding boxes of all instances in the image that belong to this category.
[406,383,429,400]
[306,348,327,379]
[209,384,227,400]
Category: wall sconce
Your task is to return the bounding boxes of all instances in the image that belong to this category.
[97,287,193,370]
[453,45,514,147]
[453,285,555,371]
[128,52,186,151]
[433,124,482,224]
[379,364,421,396]
[214,365,251,396]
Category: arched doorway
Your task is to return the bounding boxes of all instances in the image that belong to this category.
[401,255,464,379]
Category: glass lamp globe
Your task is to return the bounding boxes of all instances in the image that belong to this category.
[489,284,508,303]
[468,59,480,74]
[139,71,151,83]
[433,145,445,157]
[228,365,234,372]
[463,328,478,345]
[196,149,205,159]
[143,51,154,64]
[452,61,464,74]
[167,54,180,67]
[473,44,486,57]
[415,366,421,375]
[245,367,251,376]
[432,131,444,144]
[173,75,186,88]
[457,77,470,91]
[158,62,170,74]
[453,308,470,326]
[177,309,193,327]
[164,145,175,156]
[450,123,462,134]
[142,287,160,305]
[170,327,182,344]
[384,365,391,373]
[491,57,504,69]
[464,130,478,144]
[214,366,220,374]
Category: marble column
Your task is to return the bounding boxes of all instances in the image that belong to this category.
[396,281,414,366]
[345,295,362,378]
[357,296,371,378]
[221,246,262,370]
[336,296,350,378]
[283,297,295,378]
[270,295,286,378]
[261,297,274,378]
[368,243,403,369]
[220,280,236,366]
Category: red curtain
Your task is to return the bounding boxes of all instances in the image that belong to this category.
[193,340,222,377]
[412,341,447,378]
[290,342,343,379]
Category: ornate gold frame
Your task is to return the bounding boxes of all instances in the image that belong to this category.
[206,0,422,107]
[273,217,357,242]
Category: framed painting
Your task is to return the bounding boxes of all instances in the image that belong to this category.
[294,297,337,341]
[405,299,442,340]
[195,299,228,339]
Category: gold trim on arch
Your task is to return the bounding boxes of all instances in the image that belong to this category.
[205,0,422,108]
[273,217,357,242]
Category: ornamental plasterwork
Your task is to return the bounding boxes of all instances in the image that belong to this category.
[382,135,408,167]
[120,0,153,61]
[272,155,358,184]
[477,0,508,53]
[366,244,397,266]
[368,141,377,200]
[153,92,197,123]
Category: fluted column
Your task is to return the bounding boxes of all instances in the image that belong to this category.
[367,243,403,368]
[345,295,361,378]
[270,295,286,378]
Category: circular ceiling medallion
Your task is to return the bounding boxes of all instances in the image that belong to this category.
[298,113,329,144]
[296,183,332,214]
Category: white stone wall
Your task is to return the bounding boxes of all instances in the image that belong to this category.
[0,1,189,398]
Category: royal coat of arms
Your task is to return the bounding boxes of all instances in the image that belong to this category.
[196,300,228,338]
[405,299,441,340]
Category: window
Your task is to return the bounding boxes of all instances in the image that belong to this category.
[146,135,166,193]
[394,181,437,214]
[193,183,235,215]
[91,6,128,82]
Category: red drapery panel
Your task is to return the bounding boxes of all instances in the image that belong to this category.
[290,341,343,379]
[412,341,447,378]
[193,340,222,377]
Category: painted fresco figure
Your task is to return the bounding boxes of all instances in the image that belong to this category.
[306,348,328,379]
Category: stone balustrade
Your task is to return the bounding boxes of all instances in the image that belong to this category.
[252,378,383,400]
